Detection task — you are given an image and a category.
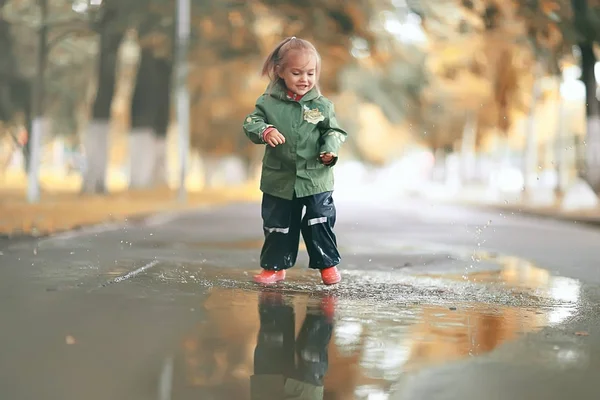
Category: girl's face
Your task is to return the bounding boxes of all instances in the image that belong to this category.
[278,50,317,96]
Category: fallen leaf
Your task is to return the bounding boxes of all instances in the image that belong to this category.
[575,331,589,336]
[65,335,76,345]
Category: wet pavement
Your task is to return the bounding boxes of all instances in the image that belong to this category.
[0,198,599,399]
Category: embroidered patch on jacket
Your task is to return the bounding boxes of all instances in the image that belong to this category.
[303,105,325,124]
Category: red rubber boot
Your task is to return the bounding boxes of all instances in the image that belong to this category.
[320,295,337,322]
[320,266,341,285]
[253,270,286,284]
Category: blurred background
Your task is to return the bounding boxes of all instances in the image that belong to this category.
[1,0,599,233]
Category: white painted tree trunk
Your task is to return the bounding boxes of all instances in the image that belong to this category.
[554,80,570,196]
[82,120,110,194]
[459,112,477,185]
[523,74,541,195]
[248,149,263,182]
[584,115,600,190]
[579,42,600,193]
[152,136,168,186]
[27,117,43,202]
[129,127,156,189]
[431,148,446,182]
[202,154,219,188]
[488,132,511,193]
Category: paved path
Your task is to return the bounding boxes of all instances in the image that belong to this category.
[0,197,598,399]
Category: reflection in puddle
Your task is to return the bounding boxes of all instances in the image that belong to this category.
[419,256,581,326]
[249,292,334,399]
[172,258,582,399]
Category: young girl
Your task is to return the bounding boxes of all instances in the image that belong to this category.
[243,37,347,285]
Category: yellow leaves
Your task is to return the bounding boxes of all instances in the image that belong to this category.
[423,37,535,147]
[427,37,485,74]
[426,39,493,111]
[345,2,371,38]
[200,17,215,37]
[353,102,411,165]
[228,10,244,27]
[537,22,564,48]
[449,74,491,99]
[540,0,561,14]
[439,45,471,63]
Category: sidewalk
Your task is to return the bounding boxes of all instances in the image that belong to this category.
[0,184,261,237]
[417,183,600,227]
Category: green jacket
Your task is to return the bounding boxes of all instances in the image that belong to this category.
[243,83,348,200]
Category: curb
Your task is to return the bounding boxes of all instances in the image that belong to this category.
[0,215,152,241]
[0,196,260,242]
[0,207,206,242]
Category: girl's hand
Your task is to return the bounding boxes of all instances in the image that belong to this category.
[264,128,286,147]
[320,152,335,165]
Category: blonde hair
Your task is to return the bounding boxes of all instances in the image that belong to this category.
[261,36,322,91]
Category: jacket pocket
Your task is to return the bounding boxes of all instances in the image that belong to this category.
[306,158,324,169]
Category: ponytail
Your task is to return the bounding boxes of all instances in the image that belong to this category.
[261,37,296,82]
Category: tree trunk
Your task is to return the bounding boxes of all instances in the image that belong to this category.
[578,42,600,191]
[242,145,263,182]
[129,48,159,189]
[175,0,191,201]
[0,12,13,124]
[487,130,511,193]
[202,154,219,188]
[459,111,477,184]
[27,0,48,203]
[0,3,32,173]
[81,27,124,194]
[18,78,33,171]
[555,77,570,200]
[523,69,541,197]
[151,57,172,187]
[432,147,447,182]
[152,135,168,185]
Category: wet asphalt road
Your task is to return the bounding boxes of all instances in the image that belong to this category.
[0,197,599,400]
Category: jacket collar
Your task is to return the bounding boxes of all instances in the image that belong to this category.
[286,90,303,101]
[266,81,320,102]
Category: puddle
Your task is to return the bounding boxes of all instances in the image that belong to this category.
[165,258,583,399]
